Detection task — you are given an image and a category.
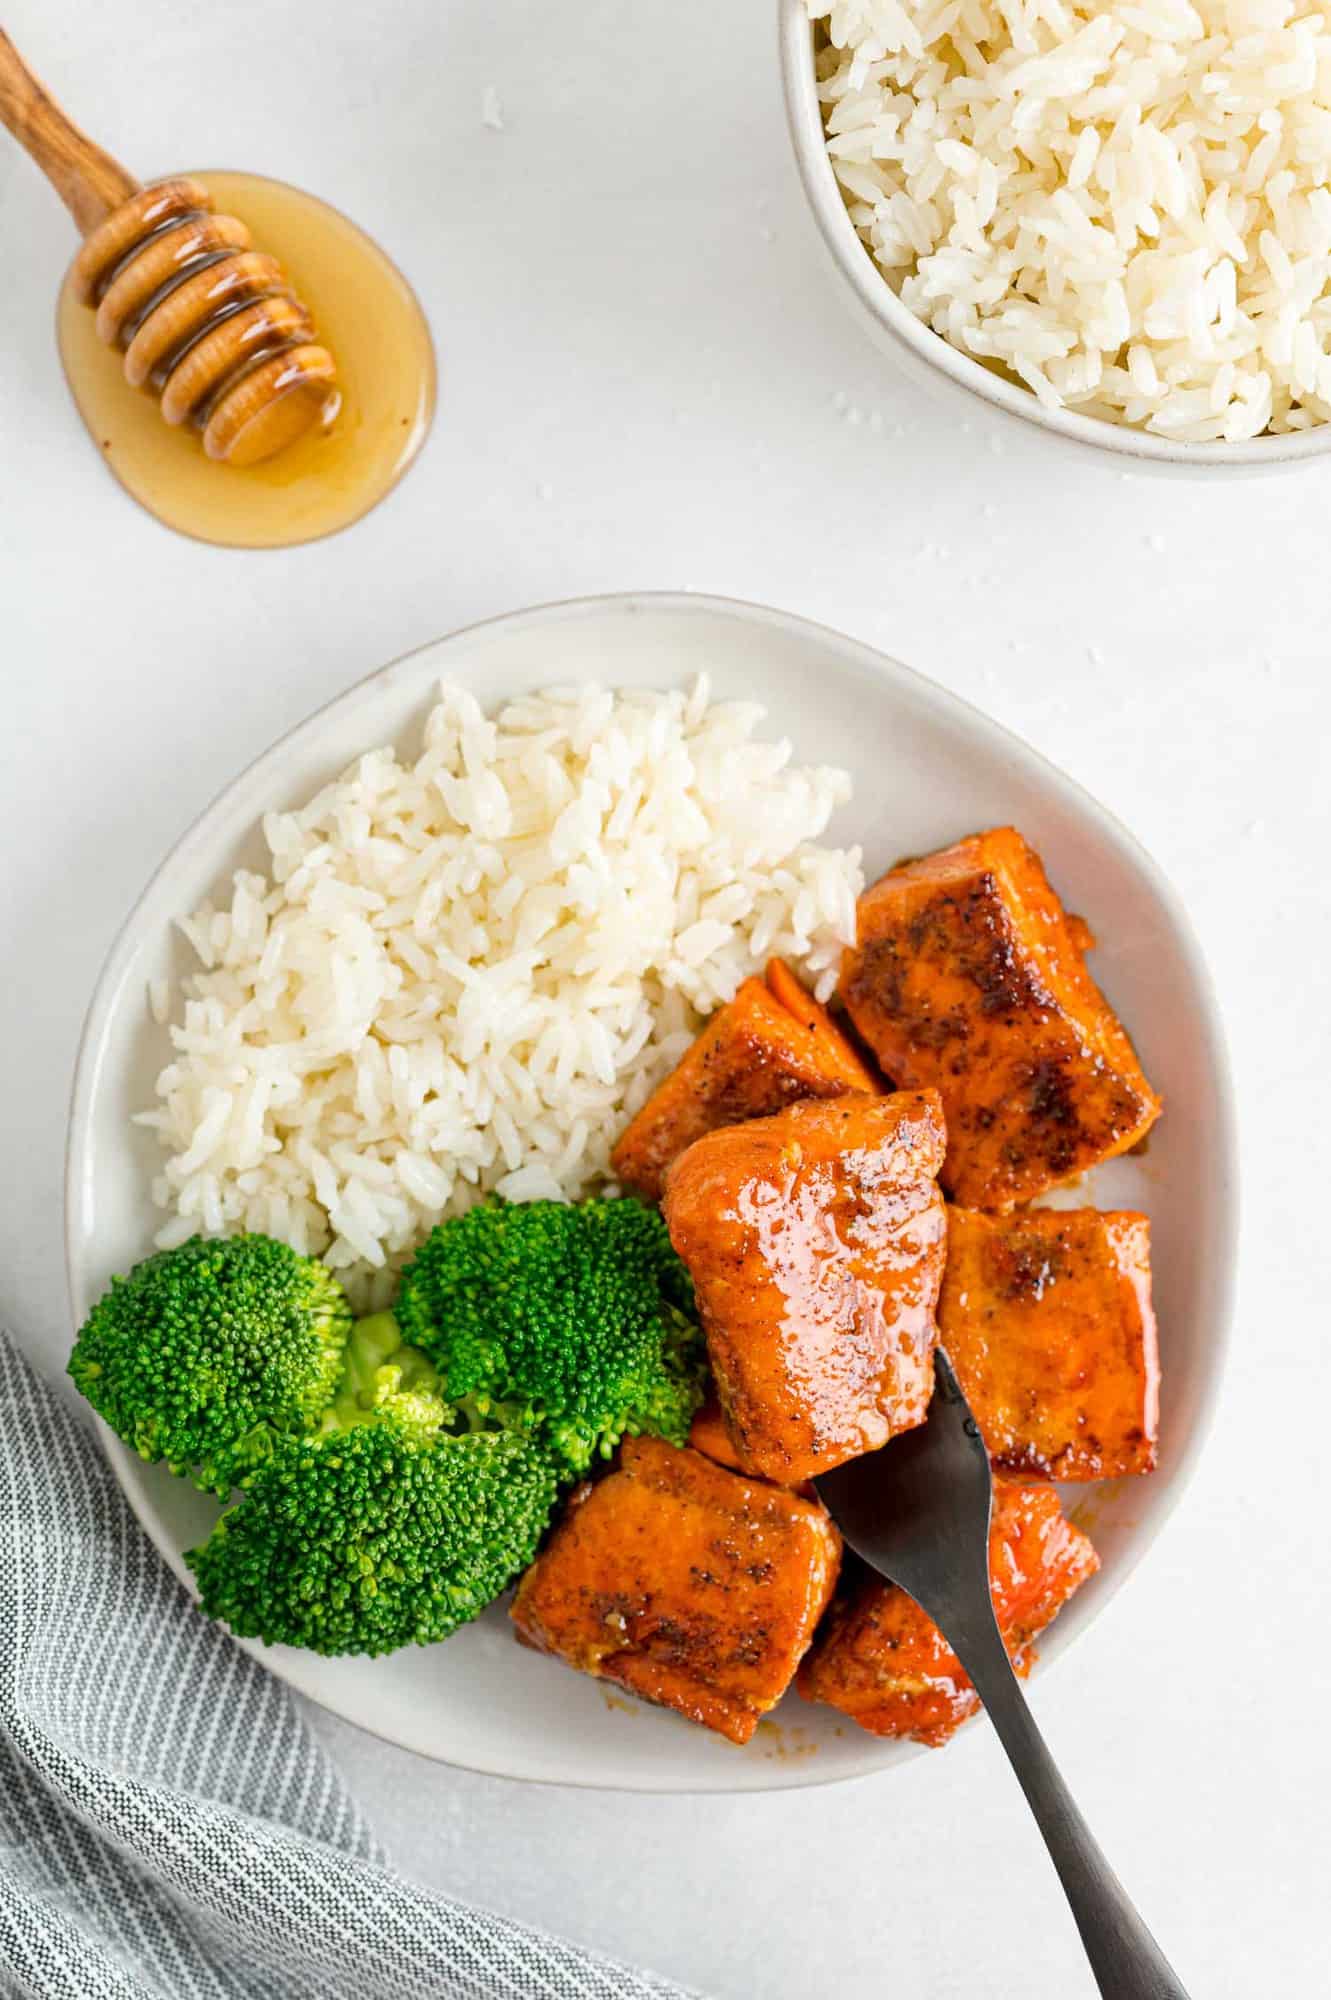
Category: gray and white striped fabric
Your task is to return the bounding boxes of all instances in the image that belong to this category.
[0,1330,694,2000]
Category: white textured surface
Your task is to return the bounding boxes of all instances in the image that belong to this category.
[0,0,1326,1994]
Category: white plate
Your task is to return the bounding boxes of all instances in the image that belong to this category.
[65,593,1236,1792]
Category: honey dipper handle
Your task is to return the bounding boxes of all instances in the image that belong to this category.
[0,29,138,233]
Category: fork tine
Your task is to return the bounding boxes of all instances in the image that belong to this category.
[815,1348,994,1621]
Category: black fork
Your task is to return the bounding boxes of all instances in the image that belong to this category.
[818,1352,1190,2000]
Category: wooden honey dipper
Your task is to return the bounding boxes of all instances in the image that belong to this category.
[0,30,340,467]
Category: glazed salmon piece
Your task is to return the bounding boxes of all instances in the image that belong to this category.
[611,961,877,1203]
[798,1478,1099,1745]
[688,1396,824,1499]
[940,1207,1159,1479]
[688,1395,746,1473]
[510,1436,841,1744]
[663,1092,947,1485]
[839,828,1161,1209]
[763,958,878,1090]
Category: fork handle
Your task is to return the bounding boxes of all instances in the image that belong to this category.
[953,1606,1190,1999]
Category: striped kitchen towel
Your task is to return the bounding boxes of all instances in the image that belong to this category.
[0,1329,693,2000]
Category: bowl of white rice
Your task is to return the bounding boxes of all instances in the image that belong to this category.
[781,0,1331,466]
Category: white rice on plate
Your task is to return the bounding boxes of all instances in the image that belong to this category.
[139,677,863,1306]
[812,0,1331,438]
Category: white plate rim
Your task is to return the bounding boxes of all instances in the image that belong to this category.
[64,589,1238,1792]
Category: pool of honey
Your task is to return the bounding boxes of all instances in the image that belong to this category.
[57,170,436,549]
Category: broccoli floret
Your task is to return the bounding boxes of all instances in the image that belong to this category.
[320,1310,451,1447]
[187,1418,559,1655]
[394,1198,708,1474]
[68,1234,352,1495]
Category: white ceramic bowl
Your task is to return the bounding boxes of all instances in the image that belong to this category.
[67,592,1236,1791]
[779,0,1331,474]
